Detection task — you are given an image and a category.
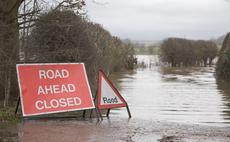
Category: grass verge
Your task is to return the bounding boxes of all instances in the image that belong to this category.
[0,107,21,123]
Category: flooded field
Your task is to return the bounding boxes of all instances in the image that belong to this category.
[109,55,230,127]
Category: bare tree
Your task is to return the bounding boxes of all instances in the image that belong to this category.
[0,0,86,106]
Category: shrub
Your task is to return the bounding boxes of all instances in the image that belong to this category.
[215,32,230,81]
[160,38,218,67]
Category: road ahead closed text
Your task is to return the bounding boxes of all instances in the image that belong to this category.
[17,63,95,116]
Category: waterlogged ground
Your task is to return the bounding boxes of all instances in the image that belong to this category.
[1,117,230,142]
[2,55,230,141]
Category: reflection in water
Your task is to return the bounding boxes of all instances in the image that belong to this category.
[18,120,93,141]
[108,55,230,127]
[216,79,230,123]
[16,118,134,142]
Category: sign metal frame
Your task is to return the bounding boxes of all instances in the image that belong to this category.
[15,63,99,120]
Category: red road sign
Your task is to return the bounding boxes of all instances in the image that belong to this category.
[98,71,127,109]
[16,63,95,116]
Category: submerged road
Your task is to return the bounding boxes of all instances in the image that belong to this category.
[1,117,230,142]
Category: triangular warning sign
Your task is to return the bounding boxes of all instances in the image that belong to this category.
[98,71,127,109]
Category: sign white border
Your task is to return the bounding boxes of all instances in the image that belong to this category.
[16,63,95,116]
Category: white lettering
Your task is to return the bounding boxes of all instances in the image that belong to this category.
[38,86,45,95]
[67,98,74,106]
[50,99,59,108]
[74,97,81,105]
[35,97,82,110]
[62,69,69,78]
[55,70,62,78]
[61,84,68,93]
[47,70,54,79]
[35,101,44,110]
[45,85,53,94]
[39,69,69,79]
[53,85,60,93]
[38,84,75,95]
[39,70,46,79]
[44,100,51,109]
[68,84,75,92]
[59,98,67,107]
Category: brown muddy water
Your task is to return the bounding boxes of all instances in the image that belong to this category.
[1,55,230,142]
[109,55,230,127]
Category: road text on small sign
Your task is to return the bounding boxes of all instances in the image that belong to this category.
[16,63,95,116]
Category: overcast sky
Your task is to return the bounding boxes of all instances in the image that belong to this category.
[85,0,230,41]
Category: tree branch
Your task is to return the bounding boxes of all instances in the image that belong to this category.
[18,10,40,19]
[18,18,40,26]
[19,0,86,29]
[8,0,25,14]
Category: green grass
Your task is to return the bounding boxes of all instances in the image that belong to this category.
[0,107,21,123]
[132,40,158,46]
[218,45,222,50]
[134,47,160,55]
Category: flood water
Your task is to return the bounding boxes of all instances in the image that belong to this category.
[108,55,230,127]
[2,55,230,142]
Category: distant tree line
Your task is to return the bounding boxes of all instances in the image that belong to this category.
[210,35,226,46]
[215,32,230,82]
[160,38,218,67]
[132,41,161,55]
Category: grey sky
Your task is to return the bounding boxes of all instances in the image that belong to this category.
[86,0,230,40]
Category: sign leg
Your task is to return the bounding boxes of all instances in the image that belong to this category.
[90,91,97,118]
[94,108,100,121]
[97,107,103,120]
[82,110,86,118]
[126,106,132,118]
[89,109,93,118]
[106,109,110,117]
[15,96,20,116]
